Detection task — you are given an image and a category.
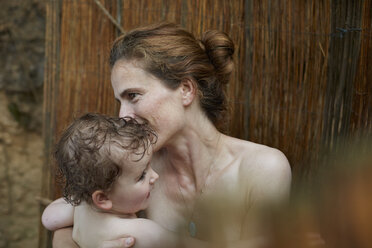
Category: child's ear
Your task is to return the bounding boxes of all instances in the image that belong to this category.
[92,190,112,211]
[180,78,196,106]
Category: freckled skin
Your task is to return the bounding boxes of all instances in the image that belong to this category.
[111,60,186,151]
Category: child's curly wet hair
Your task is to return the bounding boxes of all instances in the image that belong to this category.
[55,113,157,206]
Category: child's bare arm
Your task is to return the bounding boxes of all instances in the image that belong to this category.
[42,197,74,231]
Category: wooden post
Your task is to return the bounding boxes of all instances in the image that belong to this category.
[40,0,118,247]
[39,0,62,246]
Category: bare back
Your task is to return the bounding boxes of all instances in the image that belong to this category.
[73,203,179,248]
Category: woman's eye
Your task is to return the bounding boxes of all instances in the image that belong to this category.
[128,92,138,100]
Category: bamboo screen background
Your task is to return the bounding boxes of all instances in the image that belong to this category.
[41,0,371,246]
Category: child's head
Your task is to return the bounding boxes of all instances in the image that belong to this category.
[55,113,158,213]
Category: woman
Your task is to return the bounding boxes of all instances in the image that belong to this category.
[51,22,291,247]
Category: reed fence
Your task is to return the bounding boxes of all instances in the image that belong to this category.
[40,0,371,246]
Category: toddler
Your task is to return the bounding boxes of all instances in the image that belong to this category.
[42,113,181,248]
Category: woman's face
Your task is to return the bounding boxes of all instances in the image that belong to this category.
[111,60,185,149]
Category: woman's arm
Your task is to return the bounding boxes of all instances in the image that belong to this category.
[101,218,212,248]
[42,197,74,231]
[238,148,291,246]
[242,147,291,209]
[53,227,79,248]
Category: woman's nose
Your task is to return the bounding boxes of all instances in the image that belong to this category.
[119,104,134,118]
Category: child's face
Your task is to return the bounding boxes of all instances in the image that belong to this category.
[108,147,159,214]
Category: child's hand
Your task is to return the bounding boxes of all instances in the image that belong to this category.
[102,237,135,248]
[42,198,74,231]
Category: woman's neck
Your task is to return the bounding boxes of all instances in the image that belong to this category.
[161,117,223,192]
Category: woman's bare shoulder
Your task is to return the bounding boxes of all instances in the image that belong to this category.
[224,135,292,202]
[225,136,288,164]
[224,135,290,170]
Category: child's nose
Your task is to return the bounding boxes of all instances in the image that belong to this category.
[149,169,159,184]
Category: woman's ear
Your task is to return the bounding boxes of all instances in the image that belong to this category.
[92,190,112,211]
[180,78,196,106]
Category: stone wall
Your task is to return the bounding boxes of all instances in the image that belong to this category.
[0,0,45,247]
[0,92,43,248]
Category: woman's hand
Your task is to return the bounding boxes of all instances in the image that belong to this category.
[101,237,135,248]
[53,227,79,248]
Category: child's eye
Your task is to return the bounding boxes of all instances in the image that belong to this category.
[138,171,147,181]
